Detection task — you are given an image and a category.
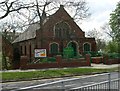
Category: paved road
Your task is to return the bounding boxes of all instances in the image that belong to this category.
[2,72,119,91]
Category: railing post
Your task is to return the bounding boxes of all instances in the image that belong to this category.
[108,73,111,91]
[61,81,65,91]
[118,70,120,91]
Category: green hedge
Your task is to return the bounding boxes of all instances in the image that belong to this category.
[108,53,120,59]
[83,51,103,57]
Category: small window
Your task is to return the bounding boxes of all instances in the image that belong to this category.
[50,43,59,55]
[29,44,31,58]
[24,45,26,55]
[20,46,23,55]
[84,43,90,52]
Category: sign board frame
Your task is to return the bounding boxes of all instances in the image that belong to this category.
[34,49,47,58]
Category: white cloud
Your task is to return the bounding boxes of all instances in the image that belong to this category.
[79,0,119,33]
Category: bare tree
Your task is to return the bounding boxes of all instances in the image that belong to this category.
[0,0,90,20]
[1,0,91,45]
[101,23,115,41]
[86,28,102,39]
[0,0,37,19]
[86,28,106,51]
[65,0,90,21]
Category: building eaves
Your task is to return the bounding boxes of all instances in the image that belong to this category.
[13,23,40,43]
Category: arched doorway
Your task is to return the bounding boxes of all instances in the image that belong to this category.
[68,42,78,56]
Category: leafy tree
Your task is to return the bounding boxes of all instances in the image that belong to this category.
[105,41,118,53]
[109,2,120,41]
[109,2,120,53]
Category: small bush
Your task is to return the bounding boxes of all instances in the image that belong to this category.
[83,51,103,57]
[47,57,56,62]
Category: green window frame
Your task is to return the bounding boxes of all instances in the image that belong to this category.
[84,43,90,52]
[50,43,59,54]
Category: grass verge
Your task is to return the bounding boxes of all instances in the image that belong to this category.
[2,67,118,82]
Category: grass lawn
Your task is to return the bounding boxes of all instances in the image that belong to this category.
[0,52,2,70]
[2,67,118,82]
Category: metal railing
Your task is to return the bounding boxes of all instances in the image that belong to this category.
[70,78,120,91]
[13,73,115,91]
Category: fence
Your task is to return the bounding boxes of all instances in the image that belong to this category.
[14,73,119,91]
[20,51,120,69]
[70,78,120,91]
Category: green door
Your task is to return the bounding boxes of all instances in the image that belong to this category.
[68,42,77,56]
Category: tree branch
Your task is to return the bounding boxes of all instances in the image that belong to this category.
[0,1,14,19]
[0,1,42,19]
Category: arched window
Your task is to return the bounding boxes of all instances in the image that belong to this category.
[84,43,91,52]
[50,43,59,54]
[54,21,70,38]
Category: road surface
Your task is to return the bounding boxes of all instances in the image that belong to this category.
[2,72,119,91]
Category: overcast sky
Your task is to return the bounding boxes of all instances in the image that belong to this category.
[80,0,119,32]
[0,0,119,35]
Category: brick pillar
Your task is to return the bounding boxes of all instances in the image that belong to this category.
[56,55,62,63]
[103,55,109,64]
[85,54,91,66]
[20,56,28,69]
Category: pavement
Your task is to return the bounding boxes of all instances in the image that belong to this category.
[91,63,120,69]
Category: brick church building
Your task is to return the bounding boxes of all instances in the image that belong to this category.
[13,5,96,61]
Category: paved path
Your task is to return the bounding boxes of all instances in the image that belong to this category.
[91,63,119,69]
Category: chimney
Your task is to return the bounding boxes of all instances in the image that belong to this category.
[60,5,64,8]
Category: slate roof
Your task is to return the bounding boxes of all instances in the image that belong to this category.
[13,23,40,43]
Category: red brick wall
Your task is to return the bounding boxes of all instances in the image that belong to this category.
[20,55,91,69]
[91,56,120,65]
[104,58,120,65]
[91,57,103,64]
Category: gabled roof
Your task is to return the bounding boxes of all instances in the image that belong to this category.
[13,23,40,43]
[13,5,84,43]
[13,6,64,43]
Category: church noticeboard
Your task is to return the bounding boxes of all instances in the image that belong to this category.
[35,49,47,58]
